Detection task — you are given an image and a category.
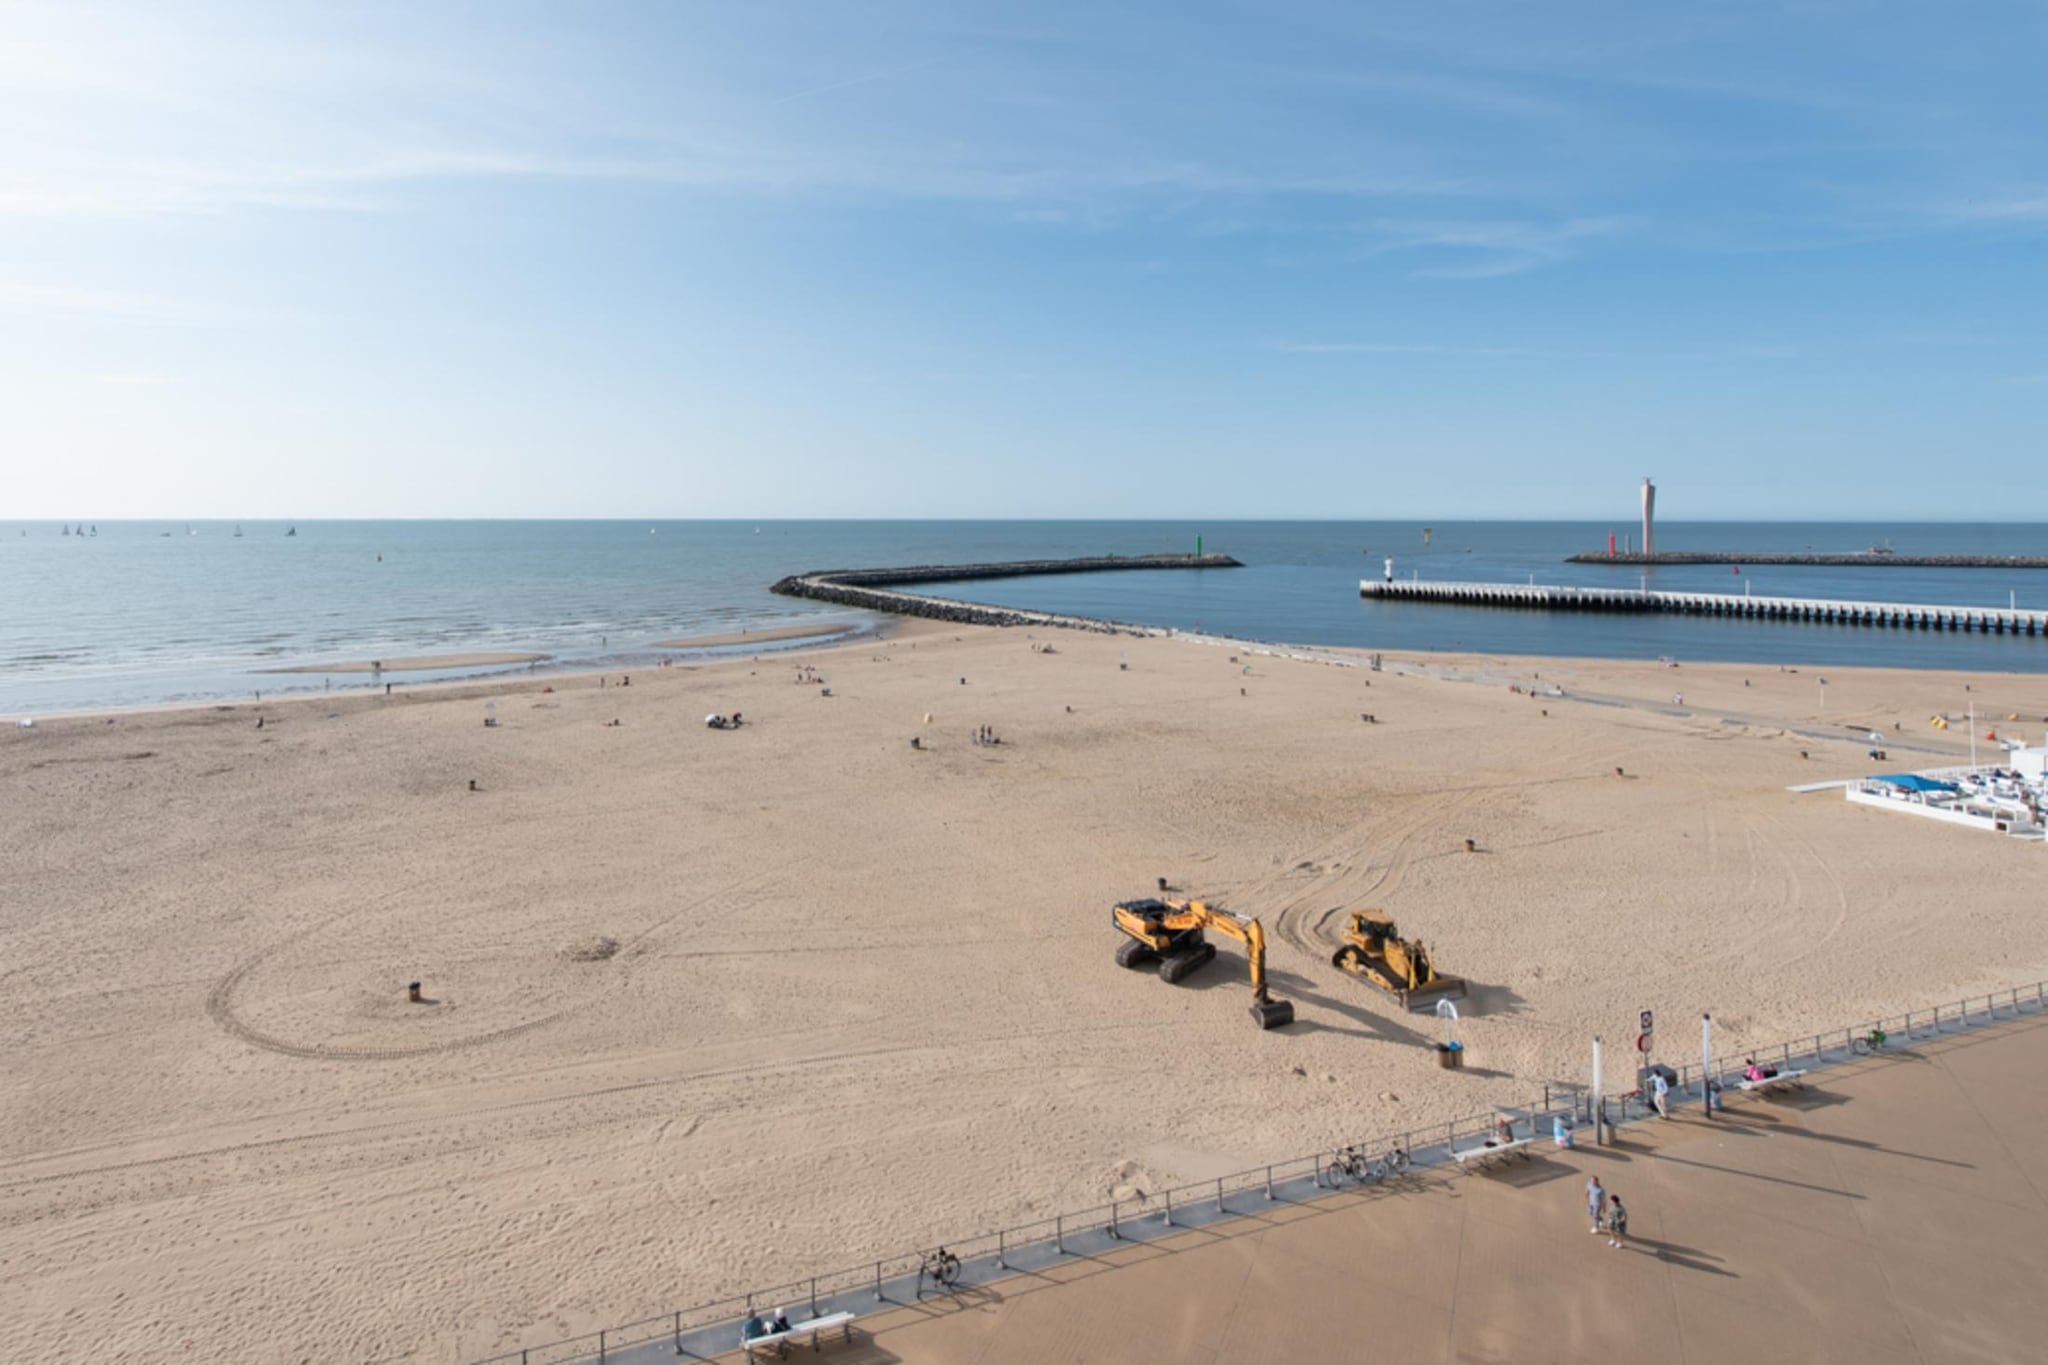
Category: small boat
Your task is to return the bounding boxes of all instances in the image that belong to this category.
[286,526,296,537]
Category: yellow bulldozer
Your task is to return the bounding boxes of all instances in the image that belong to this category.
[1112,897,1295,1029]
[1330,910,1466,1008]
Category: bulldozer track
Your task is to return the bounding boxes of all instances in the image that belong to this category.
[204,953,575,1062]
[200,869,790,1063]
[1268,786,1488,963]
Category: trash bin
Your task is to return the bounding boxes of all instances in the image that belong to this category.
[1449,1041,1465,1070]
[1435,1043,1455,1070]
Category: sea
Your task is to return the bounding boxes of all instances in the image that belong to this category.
[6,520,2048,716]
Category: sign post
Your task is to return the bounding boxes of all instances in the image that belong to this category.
[1701,1013,1715,1119]
[1591,1036,1604,1146]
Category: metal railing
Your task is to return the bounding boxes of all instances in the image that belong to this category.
[468,978,2048,1364]
[467,1084,1580,1364]
[1604,979,2048,1122]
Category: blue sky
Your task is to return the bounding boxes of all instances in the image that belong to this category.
[2,0,2042,519]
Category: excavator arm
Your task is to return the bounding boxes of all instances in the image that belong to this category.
[1112,898,1294,1029]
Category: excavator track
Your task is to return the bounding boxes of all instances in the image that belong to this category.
[1115,938,1162,969]
[1158,942,1217,983]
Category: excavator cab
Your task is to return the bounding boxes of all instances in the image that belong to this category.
[1113,897,1295,1029]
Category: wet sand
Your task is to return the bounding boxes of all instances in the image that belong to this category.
[651,622,858,649]
[264,651,550,674]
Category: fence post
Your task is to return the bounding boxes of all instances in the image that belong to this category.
[997,1228,1006,1270]
[1056,1214,1065,1256]
[874,1261,883,1303]
[1933,1004,1939,1032]
[1164,1189,1174,1227]
[599,1329,606,1363]
[1110,1199,1121,1241]
[1216,1176,1225,1212]
[810,1277,818,1318]
[673,1311,680,1355]
[1266,1165,1274,1201]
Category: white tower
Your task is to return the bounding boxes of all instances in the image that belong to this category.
[1640,478,1656,558]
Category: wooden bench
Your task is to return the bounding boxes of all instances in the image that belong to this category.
[741,1310,858,1361]
[1738,1068,1808,1094]
[1451,1136,1534,1171]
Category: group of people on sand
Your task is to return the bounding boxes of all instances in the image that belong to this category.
[705,711,744,730]
[971,724,1002,746]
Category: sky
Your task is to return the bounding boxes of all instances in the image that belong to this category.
[2,0,2043,520]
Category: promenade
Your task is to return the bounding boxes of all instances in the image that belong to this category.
[725,1011,2048,1364]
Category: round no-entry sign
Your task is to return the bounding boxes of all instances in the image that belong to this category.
[1636,1032,1653,1053]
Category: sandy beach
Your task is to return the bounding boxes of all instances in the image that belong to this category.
[6,623,2047,1362]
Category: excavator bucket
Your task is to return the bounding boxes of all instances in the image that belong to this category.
[1250,997,1295,1029]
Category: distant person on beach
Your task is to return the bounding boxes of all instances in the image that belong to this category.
[1651,1069,1671,1118]
[1586,1176,1607,1233]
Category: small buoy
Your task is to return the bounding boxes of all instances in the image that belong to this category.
[408,981,423,1003]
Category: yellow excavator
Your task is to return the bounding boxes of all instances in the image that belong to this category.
[1330,910,1466,1008]
[1112,898,1295,1029]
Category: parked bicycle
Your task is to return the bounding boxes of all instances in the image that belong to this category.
[917,1246,961,1298]
[1326,1144,1409,1186]
[1851,1026,1889,1055]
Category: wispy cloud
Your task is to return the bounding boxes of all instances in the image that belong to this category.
[1949,194,2048,224]
[1359,215,1644,278]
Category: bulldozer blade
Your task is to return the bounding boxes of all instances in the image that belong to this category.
[1399,978,1469,1009]
[1250,998,1295,1029]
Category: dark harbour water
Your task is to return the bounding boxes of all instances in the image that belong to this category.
[6,520,2048,715]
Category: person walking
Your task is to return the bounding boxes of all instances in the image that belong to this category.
[1586,1176,1607,1234]
[1651,1069,1671,1119]
[1606,1195,1629,1249]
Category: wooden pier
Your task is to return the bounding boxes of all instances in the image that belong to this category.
[1360,579,2048,635]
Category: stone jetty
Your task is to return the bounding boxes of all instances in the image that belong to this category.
[772,553,1242,632]
[1361,578,2048,635]
[1567,551,2048,568]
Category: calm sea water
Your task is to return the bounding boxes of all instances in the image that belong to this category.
[6,520,2048,715]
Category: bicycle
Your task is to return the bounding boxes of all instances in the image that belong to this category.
[1851,1027,1889,1055]
[917,1246,961,1298]
[1326,1144,1409,1186]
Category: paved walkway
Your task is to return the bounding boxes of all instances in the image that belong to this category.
[730,1011,2048,1364]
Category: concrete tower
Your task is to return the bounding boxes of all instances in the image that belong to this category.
[1640,478,1656,558]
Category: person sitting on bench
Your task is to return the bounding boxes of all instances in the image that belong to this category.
[1743,1057,1778,1082]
